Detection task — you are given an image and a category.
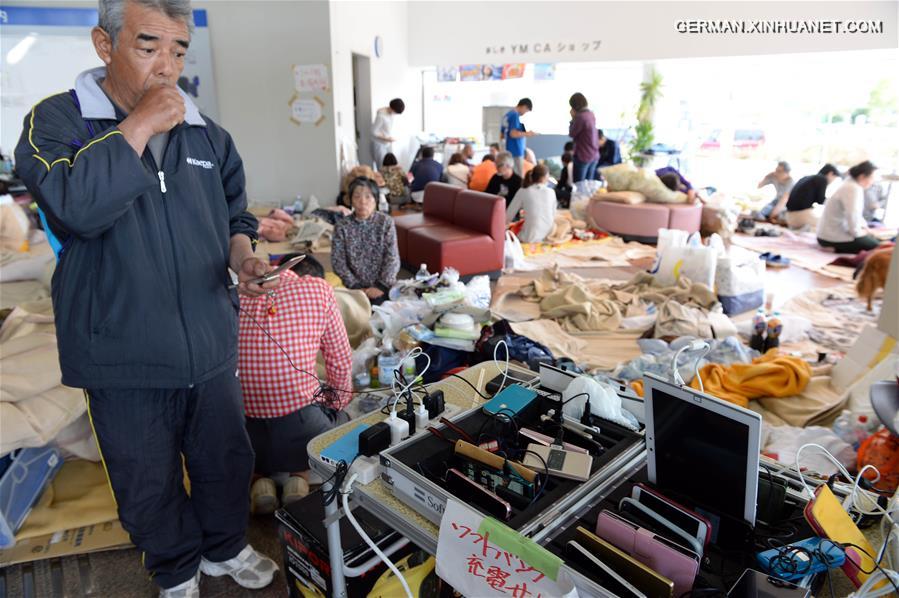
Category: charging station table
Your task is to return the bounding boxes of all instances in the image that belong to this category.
[306,361,647,597]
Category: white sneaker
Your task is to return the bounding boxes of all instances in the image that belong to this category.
[250,477,279,515]
[199,545,278,589]
[159,571,200,598]
[281,476,310,507]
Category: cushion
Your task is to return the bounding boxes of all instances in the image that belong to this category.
[600,164,687,204]
[596,190,646,205]
[393,213,447,261]
[407,225,501,276]
[453,190,504,238]
[422,182,460,221]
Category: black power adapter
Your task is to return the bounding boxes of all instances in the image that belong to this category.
[358,422,391,457]
[424,390,445,419]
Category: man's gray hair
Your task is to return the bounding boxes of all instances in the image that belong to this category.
[495,151,513,169]
[99,0,194,46]
[777,160,791,173]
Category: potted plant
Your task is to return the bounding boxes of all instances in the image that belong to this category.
[629,69,664,166]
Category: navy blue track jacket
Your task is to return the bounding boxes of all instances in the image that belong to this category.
[14,68,258,389]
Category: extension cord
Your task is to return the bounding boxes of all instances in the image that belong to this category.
[407,403,464,439]
[348,455,380,486]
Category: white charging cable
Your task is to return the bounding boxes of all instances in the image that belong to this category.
[794,443,898,527]
[342,473,413,598]
[671,340,710,392]
[390,347,431,412]
[493,339,510,394]
[849,567,899,597]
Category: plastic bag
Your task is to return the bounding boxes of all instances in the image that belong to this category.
[351,337,380,376]
[561,376,640,431]
[503,230,527,271]
[653,244,717,288]
[716,246,765,315]
[655,228,689,257]
[858,429,899,492]
[464,275,492,309]
[370,299,430,340]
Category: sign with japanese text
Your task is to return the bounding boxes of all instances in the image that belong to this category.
[293,64,330,93]
[484,40,602,58]
[436,499,578,598]
[288,95,325,126]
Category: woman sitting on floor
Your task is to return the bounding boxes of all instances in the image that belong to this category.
[381,153,410,205]
[331,177,400,305]
[506,164,556,243]
[817,160,883,254]
[446,152,471,188]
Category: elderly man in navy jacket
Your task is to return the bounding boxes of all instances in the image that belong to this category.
[15,0,279,595]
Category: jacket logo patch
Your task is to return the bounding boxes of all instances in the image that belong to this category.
[186,157,214,169]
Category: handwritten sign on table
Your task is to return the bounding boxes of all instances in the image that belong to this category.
[436,499,578,598]
[293,64,329,93]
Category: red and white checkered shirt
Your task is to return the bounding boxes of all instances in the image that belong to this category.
[238,271,353,418]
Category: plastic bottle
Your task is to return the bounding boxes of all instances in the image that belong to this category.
[415,263,431,282]
[833,410,856,446]
[292,196,304,214]
[854,414,874,446]
[764,311,782,352]
[378,353,401,387]
[750,309,767,352]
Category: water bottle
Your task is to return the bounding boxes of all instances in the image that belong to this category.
[415,263,431,282]
[854,414,874,447]
[764,311,782,352]
[750,309,767,352]
[292,196,304,215]
[832,410,856,446]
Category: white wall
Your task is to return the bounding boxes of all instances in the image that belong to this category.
[3,0,340,206]
[195,0,339,205]
[329,0,419,171]
[408,1,898,65]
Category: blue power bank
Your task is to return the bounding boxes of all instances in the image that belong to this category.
[483,385,538,416]
[756,537,845,581]
[320,424,370,466]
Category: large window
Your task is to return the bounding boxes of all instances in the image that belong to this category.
[422,62,644,141]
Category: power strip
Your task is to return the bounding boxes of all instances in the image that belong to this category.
[348,455,381,486]
[408,403,462,438]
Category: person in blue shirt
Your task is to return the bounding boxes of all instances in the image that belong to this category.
[410,145,444,196]
[501,98,536,176]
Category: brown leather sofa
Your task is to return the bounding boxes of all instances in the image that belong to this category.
[393,182,504,277]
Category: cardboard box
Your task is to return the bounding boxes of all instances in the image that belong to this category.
[0,520,131,566]
[276,489,407,598]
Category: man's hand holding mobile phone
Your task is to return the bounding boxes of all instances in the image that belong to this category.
[236,257,279,297]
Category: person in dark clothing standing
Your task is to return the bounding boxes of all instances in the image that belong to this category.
[14,1,278,596]
[486,151,523,207]
[785,163,841,230]
[567,93,599,182]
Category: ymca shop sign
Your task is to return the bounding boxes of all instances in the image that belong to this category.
[485,40,602,57]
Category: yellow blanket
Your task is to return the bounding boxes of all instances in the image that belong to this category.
[16,460,118,541]
[690,350,812,408]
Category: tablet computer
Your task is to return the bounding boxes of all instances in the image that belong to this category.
[644,373,762,527]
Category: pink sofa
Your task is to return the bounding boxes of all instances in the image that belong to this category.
[587,200,702,242]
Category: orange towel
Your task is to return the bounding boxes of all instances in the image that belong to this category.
[689,349,812,408]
